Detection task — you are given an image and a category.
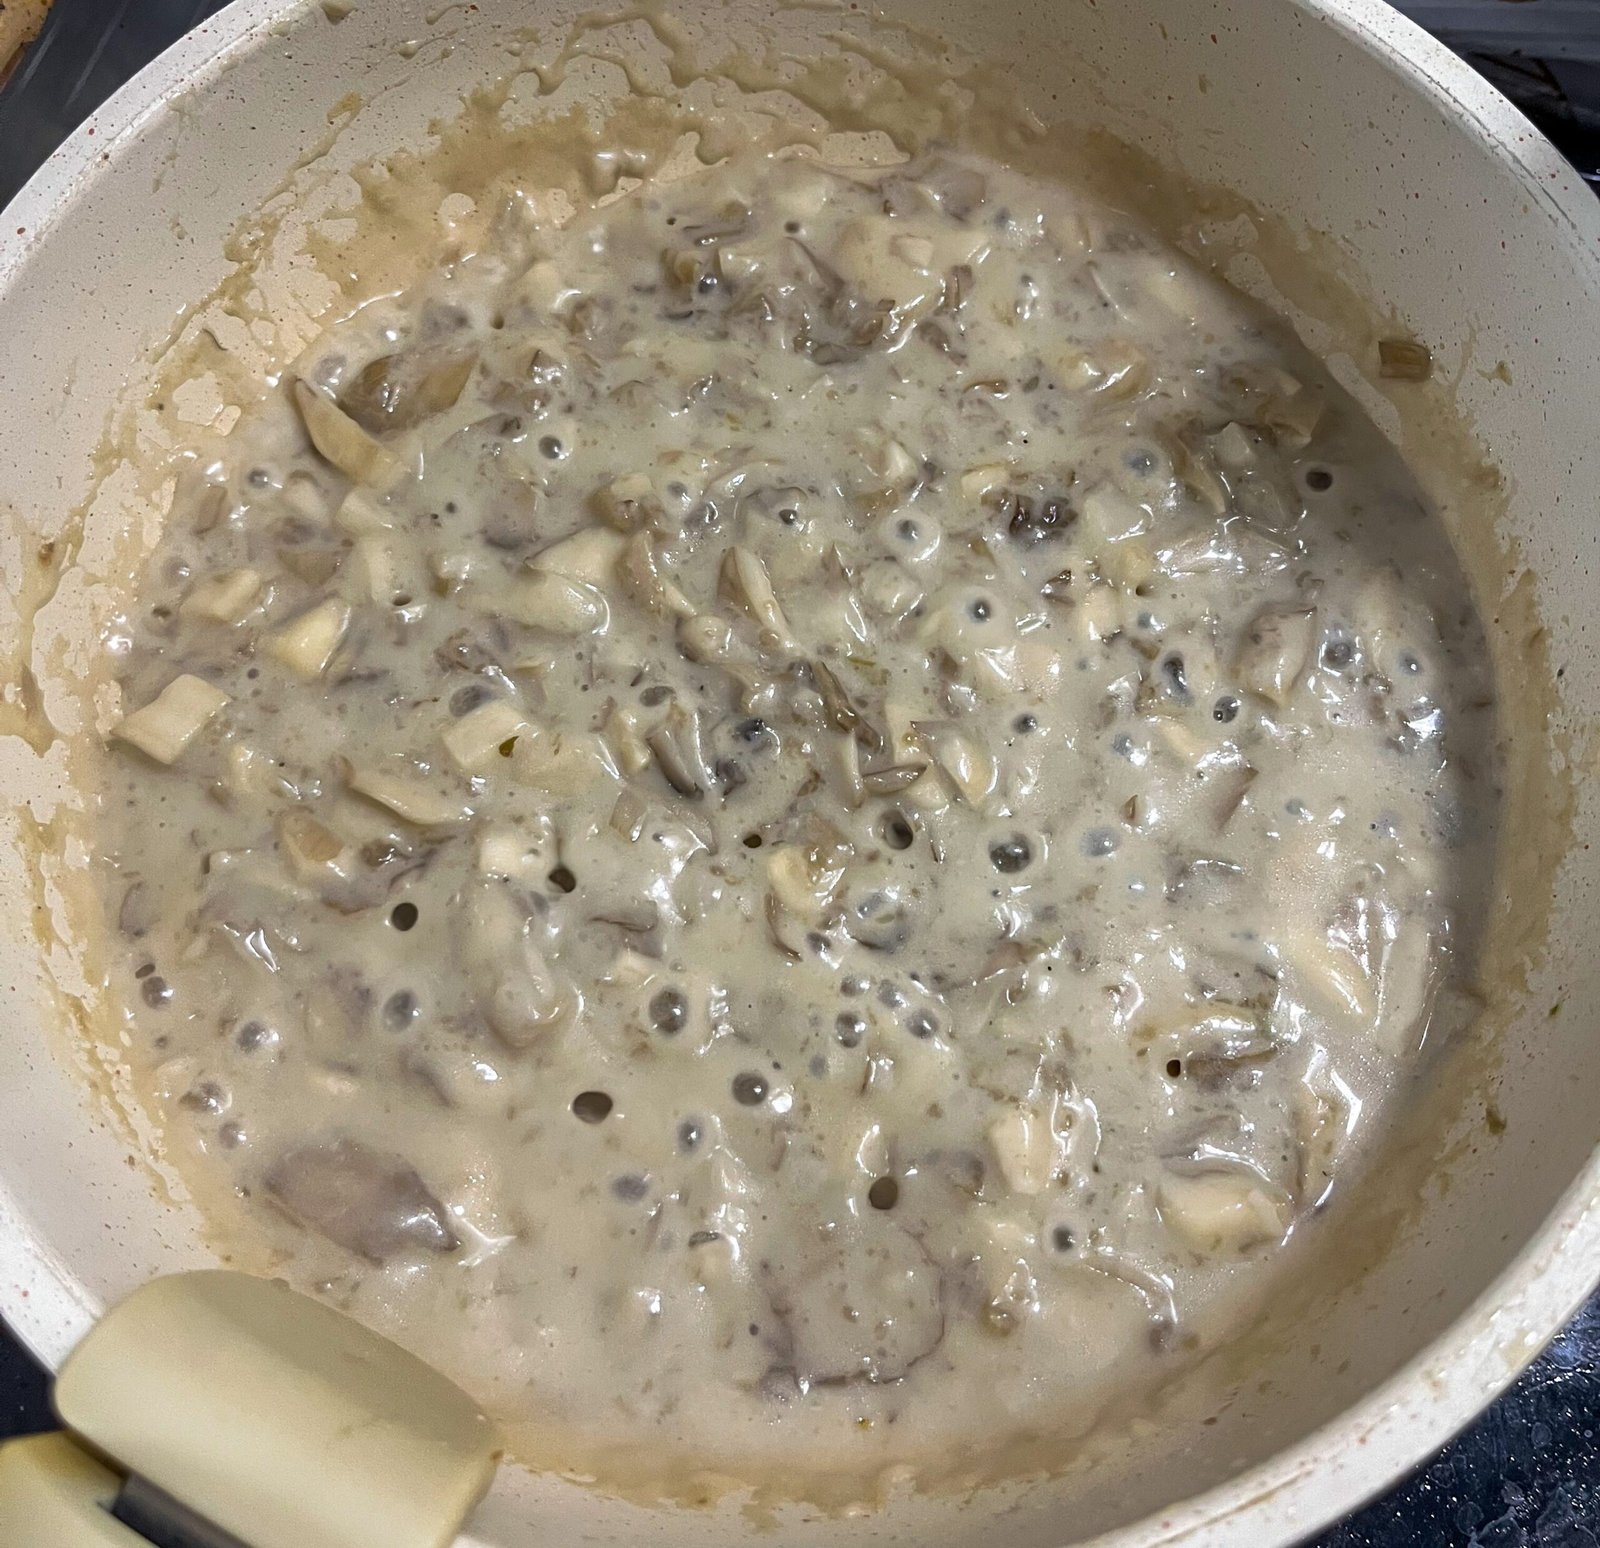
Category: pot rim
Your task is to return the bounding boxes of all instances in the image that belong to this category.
[0,2,1597,1543]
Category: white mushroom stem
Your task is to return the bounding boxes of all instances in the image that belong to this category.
[113,675,229,765]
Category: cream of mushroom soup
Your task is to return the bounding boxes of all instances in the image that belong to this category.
[97,147,1497,1484]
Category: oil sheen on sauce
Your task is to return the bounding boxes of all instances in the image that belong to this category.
[97,147,1498,1483]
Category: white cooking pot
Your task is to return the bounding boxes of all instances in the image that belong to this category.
[0,0,1597,1542]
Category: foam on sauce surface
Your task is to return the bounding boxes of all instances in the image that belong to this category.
[97,147,1497,1482]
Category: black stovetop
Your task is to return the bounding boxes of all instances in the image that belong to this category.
[2,3,1597,1543]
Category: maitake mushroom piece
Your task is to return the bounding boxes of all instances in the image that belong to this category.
[265,1140,459,1263]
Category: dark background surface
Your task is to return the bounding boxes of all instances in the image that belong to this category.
[1,2,1598,1543]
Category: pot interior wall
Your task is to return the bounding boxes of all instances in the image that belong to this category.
[0,1,1597,1543]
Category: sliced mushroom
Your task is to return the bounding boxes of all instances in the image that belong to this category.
[859,760,929,796]
[265,1140,458,1262]
[344,759,466,827]
[810,659,884,752]
[646,702,715,799]
[767,1216,945,1386]
[1295,1052,1359,1207]
[337,348,477,434]
[719,545,799,655]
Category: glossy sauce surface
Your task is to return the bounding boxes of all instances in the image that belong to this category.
[98,148,1497,1481]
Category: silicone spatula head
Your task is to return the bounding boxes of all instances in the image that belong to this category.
[53,1271,500,1548]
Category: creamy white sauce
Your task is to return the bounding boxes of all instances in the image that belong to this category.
[98,147,1496,1481]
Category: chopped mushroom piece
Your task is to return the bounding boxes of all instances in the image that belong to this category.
[646,702,715,799]
[912,720,998,807]
[476,818,555,881]
[603,701,652,775]
[180,568,263,624]
[766,843,846,923]
[509,728,619,795]
[345,760,466,826]
[616,531,695,618]
[1053,338,1150,399]
[1157,1171,1292,1253]
[482,942,579,1048]
[334,487,394,535]
[592,472,665,531]
[113,675,229,764]
[608,787,649,840]
[440,698,530,771]
[987,1102,1067,1195]
[292,379,406,489]
[1377,338,1432,382]
[1234,606,1316,705]
[499,568,610,635]
[276,809,347,875]
[676,612,737,664]
[264,598,352,678]
[530,527,628,587]
[1208,762,1259,832]
[1260,386,1323,449]
[272,811,405,915]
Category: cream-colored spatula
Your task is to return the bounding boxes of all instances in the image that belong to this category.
[0,1271,501,1548]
